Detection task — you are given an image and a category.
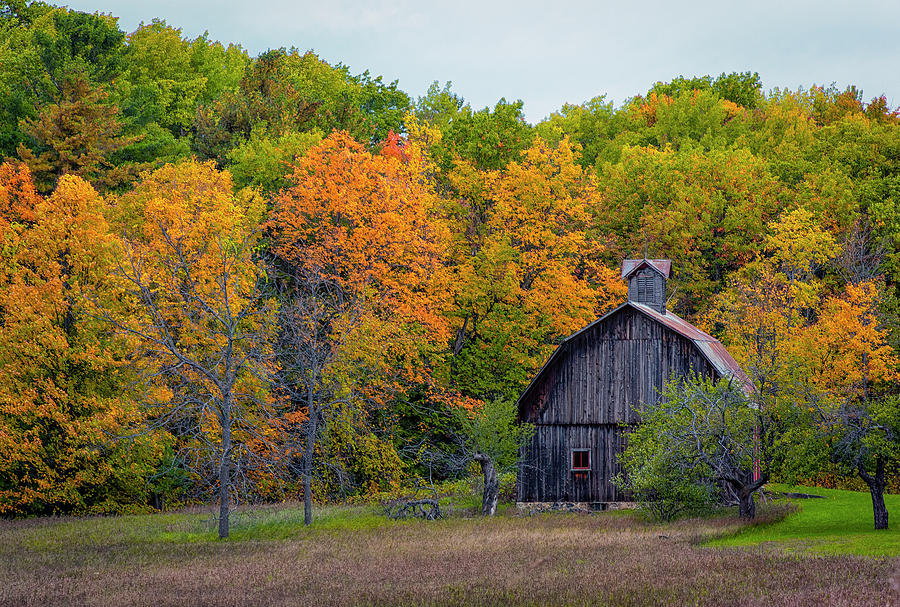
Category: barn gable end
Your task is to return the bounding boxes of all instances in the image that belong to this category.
[516,259,748,506]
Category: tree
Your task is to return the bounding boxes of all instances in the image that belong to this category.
[425,97,534,175]
[648,72,762,110]
[0,4,126,156]
[810,393,900,530]
[17,75,143,193]
[801,280,900,529]
[597,146,785,314]
[269,261,357,525]
[97,160,272,538]
[270,130,451,351]
[619,376,767,519]
[269,131,457,495]
[455,398,532,516]
[446,137,625,400]
[0,163,157,515]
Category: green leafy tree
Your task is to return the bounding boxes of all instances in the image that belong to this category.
[618,376,768,520]
[649,71,762,109]
[535,94,624,167]
[455,398,532,516]
[597,145,785,314]
[0,4,126,156]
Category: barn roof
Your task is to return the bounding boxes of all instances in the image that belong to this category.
[518,301,752,409]
[621,259,672,279]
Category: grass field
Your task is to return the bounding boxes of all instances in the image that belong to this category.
[709,485,900,556]
[1,491,898,606]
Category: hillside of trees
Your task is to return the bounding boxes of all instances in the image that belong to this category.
[2,1,900,524]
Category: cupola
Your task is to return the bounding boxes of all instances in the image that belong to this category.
[621,259,671,314]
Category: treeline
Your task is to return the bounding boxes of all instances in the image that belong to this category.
[1,0,900,518]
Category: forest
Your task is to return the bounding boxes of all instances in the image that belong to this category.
[2,0,900,534]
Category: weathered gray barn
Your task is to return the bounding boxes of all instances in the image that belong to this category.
[516,259,749,506]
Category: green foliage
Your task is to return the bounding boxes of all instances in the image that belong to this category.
[455,399,533,472]
[535,95,623,167]
[0,4,126,156]
[616,376,757,521]
[225,128,322,193]
[423,96,535,173]
[649,71,762,109]
[596,145,784,313]
[192,49,408,165]
[616,403,718,521]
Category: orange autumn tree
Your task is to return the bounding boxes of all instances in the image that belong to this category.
[446,137,625,400]
[804,280,898,397]
[0,163,157,516]
[269,130,460,495]
[795,279,900,529]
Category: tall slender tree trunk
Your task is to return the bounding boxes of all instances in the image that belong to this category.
[473,453,498,516]
[303,403,318,526]
[218,395,232,540]
[859,458,889,530]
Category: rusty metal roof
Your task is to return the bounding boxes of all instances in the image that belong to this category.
[518,302,752,410]
[630,303,753,392]
[621,258,672,279]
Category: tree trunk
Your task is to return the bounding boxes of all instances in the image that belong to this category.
[218,402,232,540]
[473,453,498,516]
[303,404,319,526]
[738,488,756,519]
[859,458,889,530]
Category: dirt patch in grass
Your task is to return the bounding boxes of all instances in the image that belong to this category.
[1,507,897,607]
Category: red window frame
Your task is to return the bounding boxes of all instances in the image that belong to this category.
[571,449,590,471]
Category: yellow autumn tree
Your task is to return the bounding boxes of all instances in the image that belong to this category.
[0,163,157,516]
[446,137,625,400]
[803,280,898,397]
[706,206,841,393]
[106,159,272,538]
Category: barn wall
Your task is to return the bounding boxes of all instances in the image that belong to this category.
[517,424,630,502]
[517,306,718,503]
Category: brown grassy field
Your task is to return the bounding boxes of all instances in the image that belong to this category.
[1,503,898,607]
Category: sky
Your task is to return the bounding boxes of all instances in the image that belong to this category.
[62,0,900,123]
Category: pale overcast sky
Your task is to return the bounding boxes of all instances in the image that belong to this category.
[62,0,900,123]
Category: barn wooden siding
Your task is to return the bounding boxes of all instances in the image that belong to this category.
[517,305,718,503]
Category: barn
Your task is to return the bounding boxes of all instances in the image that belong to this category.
[516,258,749,508]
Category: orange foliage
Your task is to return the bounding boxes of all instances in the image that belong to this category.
[0,167,148,515]
[804,280,898,397]
[270,130,451,343]
[0,162,40,225]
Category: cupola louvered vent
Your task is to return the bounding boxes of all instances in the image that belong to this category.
[622,259,669,314]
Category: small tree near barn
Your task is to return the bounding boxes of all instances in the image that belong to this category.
[618,376,768,519]
[802,280,900,530]
[456,399,533,515]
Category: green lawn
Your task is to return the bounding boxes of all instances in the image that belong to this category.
[709,484,900,556]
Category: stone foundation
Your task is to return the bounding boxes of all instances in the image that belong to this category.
[516,501,638,514]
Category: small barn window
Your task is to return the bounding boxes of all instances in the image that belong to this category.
[571,449,590,471]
